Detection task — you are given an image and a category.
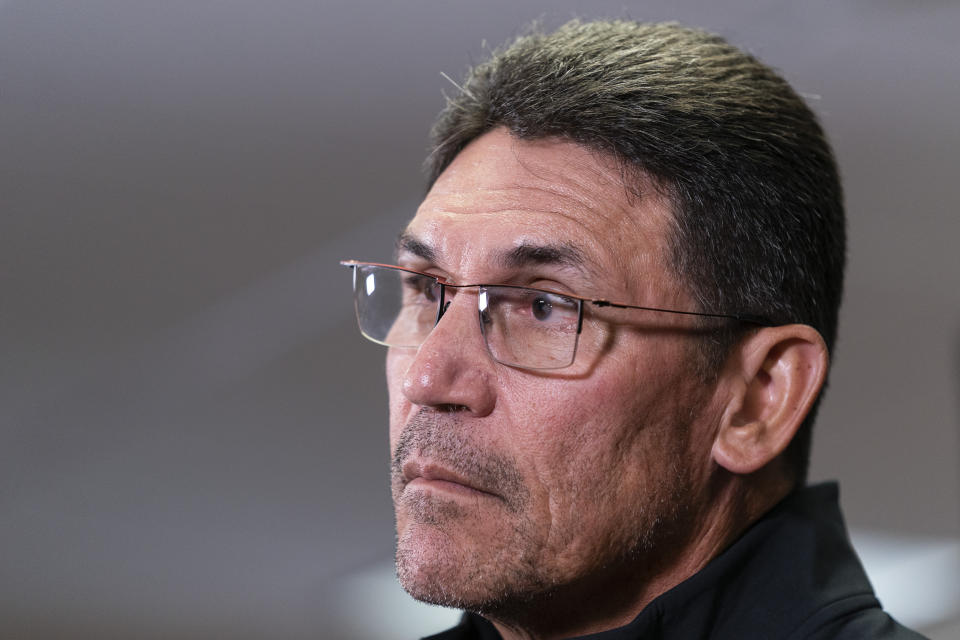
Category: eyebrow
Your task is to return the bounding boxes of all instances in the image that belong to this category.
[494,241,587,272]
[396,232,436,262]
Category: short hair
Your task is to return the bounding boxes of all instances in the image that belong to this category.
[425,20,845,481]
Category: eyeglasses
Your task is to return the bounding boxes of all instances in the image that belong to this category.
[341,260,771,371]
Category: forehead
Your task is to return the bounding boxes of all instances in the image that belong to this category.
[405,128,674,289]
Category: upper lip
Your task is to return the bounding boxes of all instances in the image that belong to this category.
[402,459,497,497]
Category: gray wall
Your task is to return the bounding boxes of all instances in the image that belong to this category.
[2,1,958,637]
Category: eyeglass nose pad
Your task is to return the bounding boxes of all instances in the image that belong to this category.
[436,299,452,324]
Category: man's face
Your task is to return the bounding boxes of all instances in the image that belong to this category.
[387,128,719,615]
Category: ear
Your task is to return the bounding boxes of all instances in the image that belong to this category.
[711,324,829,475]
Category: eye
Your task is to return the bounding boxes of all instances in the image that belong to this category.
[422,280,439,303]
[404,275,440,302]
[531,296,552,321]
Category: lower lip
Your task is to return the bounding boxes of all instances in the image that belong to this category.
[406,477,495,499]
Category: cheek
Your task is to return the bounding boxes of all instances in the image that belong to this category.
[516,353,689,496]
[385,350,412,450]
[501,383,645,563]
[512,374,641,489]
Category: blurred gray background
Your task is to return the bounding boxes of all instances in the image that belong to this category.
[2,1,958,638]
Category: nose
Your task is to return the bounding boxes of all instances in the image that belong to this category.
[398,289,497,416]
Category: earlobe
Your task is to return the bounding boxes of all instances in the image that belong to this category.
[712,325,828,475]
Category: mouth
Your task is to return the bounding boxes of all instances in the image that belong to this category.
[401,459,502,501]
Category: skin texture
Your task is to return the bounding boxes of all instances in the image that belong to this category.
[385,128,827,639]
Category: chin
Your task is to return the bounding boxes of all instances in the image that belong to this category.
[396,522,485,609]
[395,514,547,613]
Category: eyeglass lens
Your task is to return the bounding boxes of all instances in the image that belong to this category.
[352,264,581,370]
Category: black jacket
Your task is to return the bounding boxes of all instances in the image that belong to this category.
[423,483,926,640]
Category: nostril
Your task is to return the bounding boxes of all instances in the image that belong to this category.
[437,404,469,413]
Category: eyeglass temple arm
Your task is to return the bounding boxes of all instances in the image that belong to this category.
[589,299,773,326]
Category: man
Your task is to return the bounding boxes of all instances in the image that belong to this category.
[342,20,925,640]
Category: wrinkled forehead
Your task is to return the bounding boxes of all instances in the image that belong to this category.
[403,129,676,294]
